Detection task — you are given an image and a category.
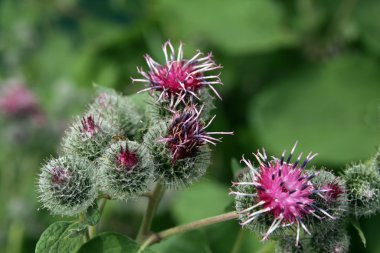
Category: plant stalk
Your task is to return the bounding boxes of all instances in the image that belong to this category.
[79,213,90,242]
[136,180,165,242]
[139,211,239,251]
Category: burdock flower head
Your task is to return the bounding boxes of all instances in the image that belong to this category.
[62,113,114,161]
[160,105,232,164]
[132,40,222,109]
[99,140,154,200]
[231,143,340,245]
[144,105,232,188]
[38,156,97,216]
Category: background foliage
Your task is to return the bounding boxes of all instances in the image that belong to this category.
[0,0,379,252]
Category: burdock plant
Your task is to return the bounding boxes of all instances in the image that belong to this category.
[36,41,378,253]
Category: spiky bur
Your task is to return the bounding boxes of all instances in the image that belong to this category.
[276,235,308,253]
[144,106,232,188]
[276,227,349,253]
[98,140,154,200]
[231,143,341,246]
[343,161,380,217]
[143,121,208,188]
[89,91,143,140]
[38,156,97,216]
[61,114,114,161]
[309,168,348,224]
[132,40,222,111]
[309,225,350,253]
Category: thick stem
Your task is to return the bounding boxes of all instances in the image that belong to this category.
[79,213,90,242]
[88,198,108,239]
[88,226,96,239]
[139,211,239,251]
[136,181,165,242]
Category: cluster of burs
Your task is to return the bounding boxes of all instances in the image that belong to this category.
[38,86,220,215]
[38,41,232,251]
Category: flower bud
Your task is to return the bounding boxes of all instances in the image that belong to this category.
[309,168,348,223]
[276,236,308,253]
[61,114,113,161]
[343,161,380,216]
[89,91,143,140]
[309,225,350,253]
[38,156,97,216]
[98,140,154,200]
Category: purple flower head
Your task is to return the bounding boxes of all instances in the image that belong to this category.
[160,105,232,164]
[115,144,138,171]
[0,81,44,124]
[132,41,222,107]
[231,142,336,245]
[50,167,71,185]
[80,115,100,138]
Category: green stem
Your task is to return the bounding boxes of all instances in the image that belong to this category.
[139,211,239,252]
[136,180,165,242]
[79,213,90,242]
[88,198,108,239]
[88,226,96,239]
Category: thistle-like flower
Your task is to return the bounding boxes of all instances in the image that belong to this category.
[159,105,233,164]
[132,40,222,108]
[62,114,114,161]
[99,140,154,200]
[143,105,232,187]
[38,156,97,216]
[231,143,338,245]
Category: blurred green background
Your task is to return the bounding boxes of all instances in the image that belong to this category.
[0,0,379,252]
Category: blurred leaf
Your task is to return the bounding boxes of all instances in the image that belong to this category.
[85,203,101,226]
[151,230,212,253]
[172,180,231,224]
[250,54,380,166]
[357,0,380,56]
[352,218,366,248]
[76,232,156,253]
[154,0,298,55]
[35,221,83,253]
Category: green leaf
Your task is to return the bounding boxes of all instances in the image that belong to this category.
[85,204,101,226]
[351,218,366,248]
[357,0,380,56]
[76,232,157,253]
[250,54,380,166]
[172,180,231,224]
[35,221,83,253]
[154,0,298,55]
[151,230,212,253]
